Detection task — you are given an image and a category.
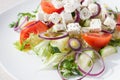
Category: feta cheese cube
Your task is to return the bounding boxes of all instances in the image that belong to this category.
[82,0,94,6]
[43,13,50,21]
[88,3,98,16]
[51,0,64,9]
[61,12,74,24]
[53,24,66,32]
[49,12,62,24]
[63,0,81,13]
[90,19,102,30]
[36,12,44,21]
[80,8,92,20]
[104,17,116,29]
[67,23,81,34]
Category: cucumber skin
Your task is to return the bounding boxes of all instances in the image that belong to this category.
[100,46,117,58]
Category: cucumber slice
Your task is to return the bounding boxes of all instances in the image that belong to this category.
[77,50,95,69]
[100,46,117,58]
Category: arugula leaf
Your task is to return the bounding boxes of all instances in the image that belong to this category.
[49,44,61,54]
[18,12,35,19]
[109,39,120,47]
[9,22,17,28]
[60,55,82,78]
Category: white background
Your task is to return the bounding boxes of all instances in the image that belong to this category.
[0,0,26,80]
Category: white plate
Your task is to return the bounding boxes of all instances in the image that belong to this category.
[0,0,120,80]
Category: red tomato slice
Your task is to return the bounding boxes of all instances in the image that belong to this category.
[82,32,112,49]
[40,0,64,14]
[20,21,48,44]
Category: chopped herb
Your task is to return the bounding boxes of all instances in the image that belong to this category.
[18,12,35,19]
[9,22,17,28]
[109,39,120,47]
[60,55,82,78]
[33,5,39,13]
[49,44,61,54]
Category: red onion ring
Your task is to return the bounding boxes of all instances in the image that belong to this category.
[76,48,105,76]
[44,21,54,28]
[90,3,101,19]
[116,23,120,26]
[57,51,94,80]
[39,31,68,40]
[68,38,82,51]
[74,10,81,23]
[14,16,29,31]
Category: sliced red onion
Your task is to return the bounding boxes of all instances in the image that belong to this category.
[39,31,68,40]
[74,10,81,23]
[80,0,84,4]
[57,51,94,80]
[14,16,29,31]
[44,21,54,28]
[76,48,105,76]
[101,30,114,34]
[90,3,101,18]
[68,38,82,51]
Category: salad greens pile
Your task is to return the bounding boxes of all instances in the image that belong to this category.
[10,0,120,79]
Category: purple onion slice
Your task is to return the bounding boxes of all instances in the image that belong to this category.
[68,38,82,51]
[90,3,101,18]
[39,31,68,40]
[76,48,105,76]
[14,16,29,32]
[57,51,94,80]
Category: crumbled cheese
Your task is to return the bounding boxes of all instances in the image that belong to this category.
[61,12,74,24]
[80,8,92,20]
[63,0,81,13]
[104,17,116,29]
[43,14,50,21]
[36,12,44,21]
[67,23,81,34]
[49,12,62,24]
[88,3,98,16]
[51,0,64,9]
[53,24,66,32]
[90,19,102,31]
[82,0,94,6]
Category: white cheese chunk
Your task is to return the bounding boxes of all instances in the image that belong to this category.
[67,23,81,34]
[80,8,92,20]
[82,0,94,6]
[104,17,116,29]
[49,12,62,24]
[88,3,98,16]
[51,0,64,9]
[63,0,81,13]
[61,12,74,24]
[53,24,66,32]
[36,12,44,21]
[43,14,50,21]
[90,19,102,30]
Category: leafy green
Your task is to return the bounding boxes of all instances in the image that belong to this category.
[18,12,35,19]
[33,5,39,13]
[109,39,120,47]
[60,55,82,78]
[9,22,17,28]
[49,44,61,54]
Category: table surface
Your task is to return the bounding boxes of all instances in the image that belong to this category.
[0,0,26,80]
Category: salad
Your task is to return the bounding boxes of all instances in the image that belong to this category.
[9,0,120,80]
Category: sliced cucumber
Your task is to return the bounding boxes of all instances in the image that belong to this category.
[77,50,95,69]
[100,46,117,58]
[84,19,91,27]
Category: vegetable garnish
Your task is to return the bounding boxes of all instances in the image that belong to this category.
[10,0,120,79]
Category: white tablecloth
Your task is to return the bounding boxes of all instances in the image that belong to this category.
[0,1,26,80]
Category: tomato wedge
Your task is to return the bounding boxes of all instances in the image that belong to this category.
[82,32,112,49]
[40,0,64,14]
[20,21,48,44]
